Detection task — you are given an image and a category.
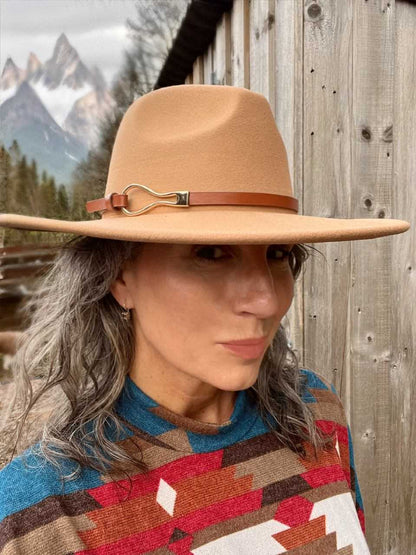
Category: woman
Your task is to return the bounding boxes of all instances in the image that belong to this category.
[0,84,410,554]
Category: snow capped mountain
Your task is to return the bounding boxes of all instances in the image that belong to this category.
[0,32,114,136]
[42,33,95,90]
[0,32,116,186]
[0,81,87,187]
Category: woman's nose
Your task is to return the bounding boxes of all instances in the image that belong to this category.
[233,258,283,318]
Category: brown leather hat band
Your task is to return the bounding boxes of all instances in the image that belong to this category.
[188,192,298,211]
[86,193,129,213]
[86,189,298,215]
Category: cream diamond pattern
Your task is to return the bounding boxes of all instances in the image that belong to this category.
[334,432,340,458]
[156,478,177,516]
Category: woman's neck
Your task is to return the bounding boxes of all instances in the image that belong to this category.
[128,366,237,425]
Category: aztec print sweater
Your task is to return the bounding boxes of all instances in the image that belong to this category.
[0,369,369,554]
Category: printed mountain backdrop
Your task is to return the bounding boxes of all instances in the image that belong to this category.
[0,33,114,187]
[0,0,190,247]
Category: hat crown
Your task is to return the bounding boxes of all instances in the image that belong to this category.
[104,85,293,214]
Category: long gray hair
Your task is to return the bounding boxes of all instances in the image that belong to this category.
[2,236,334,491]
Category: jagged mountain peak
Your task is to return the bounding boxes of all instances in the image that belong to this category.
[57,32,70,45]
[50,32,79,65]
[26,52,43,78]
[3,57,19,70]
[42,33,93,90]
[1,57,21,77]
[27,52,41,64]
[0,58,25,90]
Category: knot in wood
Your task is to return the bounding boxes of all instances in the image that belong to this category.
[307,2,322,20]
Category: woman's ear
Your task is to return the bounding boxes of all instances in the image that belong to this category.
[109,266,133,309]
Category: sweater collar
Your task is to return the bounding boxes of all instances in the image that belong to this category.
[114,374,261,453]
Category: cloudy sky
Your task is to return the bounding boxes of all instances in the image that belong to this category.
[0,0,142,87]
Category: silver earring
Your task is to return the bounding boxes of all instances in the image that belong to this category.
[121,302,131,321]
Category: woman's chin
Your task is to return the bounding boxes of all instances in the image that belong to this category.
[209,366,260,392]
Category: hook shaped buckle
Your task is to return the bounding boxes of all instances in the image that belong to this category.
[120,183,189,216]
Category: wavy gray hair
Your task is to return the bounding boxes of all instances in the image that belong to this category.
[2,237,333,493]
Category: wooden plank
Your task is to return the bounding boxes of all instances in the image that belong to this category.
[203,41,214,84]
[0,263,53,281]
[273,0,304,364]
[192,55,205,84]
[248,0,276,103]
[302,0,354,394]
[230,0,250,88]
[212,10,232,85]
[389,0,416,551]
[0,244,56,255]
[213,12,225,84]
[350,0,396,551]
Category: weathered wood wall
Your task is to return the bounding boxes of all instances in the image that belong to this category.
[184,1,415,553]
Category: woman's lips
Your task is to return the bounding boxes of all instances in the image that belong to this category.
[219,338,267,359]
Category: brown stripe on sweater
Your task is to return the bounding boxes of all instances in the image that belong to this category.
[308,401,342,423]
[308,387,341,407]
[150,406,221,435]
[155,427,194,453]
[116,414,176,449]
[234,446,306,489]
[140,441,188,471]
[301,480,351,503]
[0,491,101,550]
[335,545,354,554]
[276,529,338,554]
[307,388,344,421]
[1,513,95,554]
[100,429,194,481]
[221,431,284,467]
[274,514,326,550]
[262,474,311,506]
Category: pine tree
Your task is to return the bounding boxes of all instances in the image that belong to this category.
[39,171,57,218]
[7,140,22,213]
[0,145,11,213]
[45,176,57,219]
[8,140,21,166]
[28,159,40,215]
[16,156,32,215]
[57,184,69,219]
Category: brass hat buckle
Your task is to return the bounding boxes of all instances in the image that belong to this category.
[121,183,189,216]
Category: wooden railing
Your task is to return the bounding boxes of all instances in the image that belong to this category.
[0,244,58,332]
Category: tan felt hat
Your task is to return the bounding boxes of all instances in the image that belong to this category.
[0,84,410,244]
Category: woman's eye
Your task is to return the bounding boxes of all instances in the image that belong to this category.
[194,245,227,262]
[194,245,291,263]
[267,246,291,261]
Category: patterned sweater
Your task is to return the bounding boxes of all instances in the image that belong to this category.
[0,369,369,554]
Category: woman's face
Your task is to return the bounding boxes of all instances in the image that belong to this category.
[113,243,295,392]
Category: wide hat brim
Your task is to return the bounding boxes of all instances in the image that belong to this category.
[0,84,410,244]
[0,209,410,244]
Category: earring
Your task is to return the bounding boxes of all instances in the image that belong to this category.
[121,302,131,321]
